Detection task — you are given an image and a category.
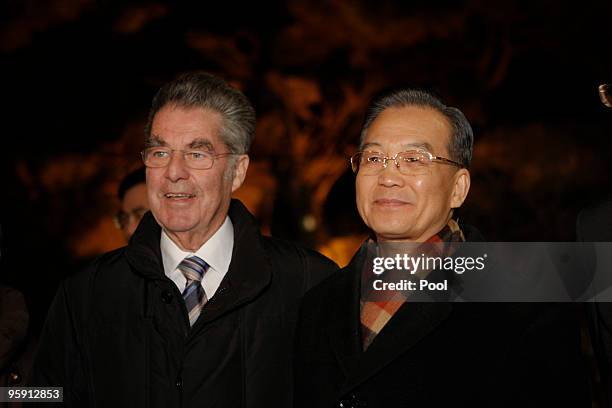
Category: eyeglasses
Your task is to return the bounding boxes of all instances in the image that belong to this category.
[350,150,463,176]
[141,147,236,170]
[114,208,148,231]
[599,84,612,108]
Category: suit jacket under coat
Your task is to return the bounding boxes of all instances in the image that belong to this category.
[294,225,590,408]
[29,199,338,408]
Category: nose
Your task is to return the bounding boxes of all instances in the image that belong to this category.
[164,151,190,182]
[377,158,404,187]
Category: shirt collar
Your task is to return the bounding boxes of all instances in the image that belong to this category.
[160,216,234,276]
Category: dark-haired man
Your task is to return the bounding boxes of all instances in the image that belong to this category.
[294,88,590,408]
[30,72,337,407]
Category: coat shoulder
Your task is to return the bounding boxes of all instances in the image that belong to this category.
[260,235,339,292]
[577,197,612,241]
[60,247,130,302]
[300,265,353,318]
[260,235,340,273]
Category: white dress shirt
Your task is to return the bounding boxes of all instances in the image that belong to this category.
[160,217,234,299]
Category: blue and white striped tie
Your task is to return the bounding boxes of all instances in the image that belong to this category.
[178,255,210,326]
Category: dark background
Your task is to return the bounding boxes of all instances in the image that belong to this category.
[1,0,611,332]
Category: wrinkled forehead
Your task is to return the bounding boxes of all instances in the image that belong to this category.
[361,141,436,153]
[363,106,451,155]
[148,105,224,150]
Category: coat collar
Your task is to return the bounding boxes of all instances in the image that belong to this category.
[125,199,273,326]
[329,224,485,395]
[339,301,453,395]
[196,200,272,326]
[125,210,164,279]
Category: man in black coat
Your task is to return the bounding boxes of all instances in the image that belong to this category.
[29,72,337,407]
[579,197,612,406]
[294,88,590,407]
[578,82,612,407]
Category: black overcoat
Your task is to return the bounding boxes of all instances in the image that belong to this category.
[30,199,337,407]
[294,226,590,407]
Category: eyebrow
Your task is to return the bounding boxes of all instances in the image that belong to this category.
[187,138,214,151]
[404,142,434,152]
[144,136,214,151]
[362,142,434,152]
[144,136,167,148]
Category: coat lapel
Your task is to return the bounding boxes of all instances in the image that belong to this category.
[327,244,366,377]
[340,301,453,395]
[193,200,272,327]
[125,211,165,280]
[126,201,273,335]
[333,240,455,396]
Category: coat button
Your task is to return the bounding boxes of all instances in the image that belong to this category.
[161,290,173,304]
[175,376,182,390]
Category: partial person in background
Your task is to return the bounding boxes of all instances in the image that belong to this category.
[0,224,29,388]
[579,82,612,407]
[579,197,612,408]
[114,167,149,241]
[0,286,29,386]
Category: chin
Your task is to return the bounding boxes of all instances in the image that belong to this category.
[157,213,200,233]
[372,216,412,231]
[166,224,199,234]
[376,233,411,242]
[372,228,413,242]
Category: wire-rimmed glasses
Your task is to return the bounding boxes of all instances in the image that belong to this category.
[350,150,463,176]
[141,147,236,170]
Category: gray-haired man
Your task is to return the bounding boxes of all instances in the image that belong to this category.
[30,72,337,408]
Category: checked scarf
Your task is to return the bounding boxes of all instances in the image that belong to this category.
[359,219,465,350]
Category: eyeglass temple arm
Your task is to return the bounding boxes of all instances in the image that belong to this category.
[600,84,612,108]
[432,156,463,168]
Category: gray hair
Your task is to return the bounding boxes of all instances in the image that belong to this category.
[145,71,256,155]
[360,88,473,167]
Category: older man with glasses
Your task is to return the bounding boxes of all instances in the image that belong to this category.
[294,88,590,408]
[29,72,337,408]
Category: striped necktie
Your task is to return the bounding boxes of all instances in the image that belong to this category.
[178,255,210,327]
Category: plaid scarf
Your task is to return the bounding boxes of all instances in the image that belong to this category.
[360,219,465,350]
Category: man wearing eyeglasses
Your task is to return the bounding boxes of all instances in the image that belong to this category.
[351,105,469,248]
[294,88,590,407]
[29,72,337,408]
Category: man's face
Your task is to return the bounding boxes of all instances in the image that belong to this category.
[146,105,248,250]
[119,183,149,240]
[355,106,470,242]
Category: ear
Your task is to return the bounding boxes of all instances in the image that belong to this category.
[450,168,470,209]
[231,155,250,193]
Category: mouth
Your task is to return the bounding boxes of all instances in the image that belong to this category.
[164,192,196,200]
[374,198,410,207]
